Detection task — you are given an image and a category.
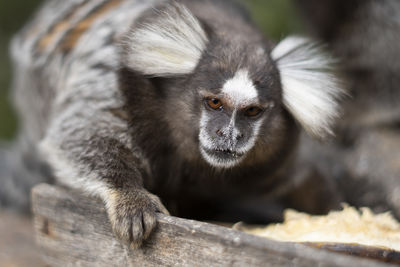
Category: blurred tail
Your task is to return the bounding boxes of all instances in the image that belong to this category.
[0,137,53,213]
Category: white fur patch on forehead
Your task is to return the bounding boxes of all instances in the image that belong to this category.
[124,2,208,77]
[271,36,344,138]
[222,69,258,106]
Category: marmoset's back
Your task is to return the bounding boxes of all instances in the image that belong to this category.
[11,0,156,142]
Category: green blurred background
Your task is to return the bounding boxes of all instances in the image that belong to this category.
[0,0,302,141]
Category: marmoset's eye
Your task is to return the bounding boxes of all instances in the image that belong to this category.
[245,106,263,117]
[206,98,223,110]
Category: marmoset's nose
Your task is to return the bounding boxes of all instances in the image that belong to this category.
[215,127,244,144]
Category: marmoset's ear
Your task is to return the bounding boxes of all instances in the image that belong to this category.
[123,1,208,77]
[271,36,344,139]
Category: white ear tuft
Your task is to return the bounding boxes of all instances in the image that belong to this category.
[271,36,344,138]
[124,2,208,77]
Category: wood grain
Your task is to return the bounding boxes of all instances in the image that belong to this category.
[32,184,395,267]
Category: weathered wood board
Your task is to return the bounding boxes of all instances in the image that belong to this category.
[31,184,396,266]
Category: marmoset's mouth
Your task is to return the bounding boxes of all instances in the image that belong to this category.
[213,148,244,158]
[200,146,245,168]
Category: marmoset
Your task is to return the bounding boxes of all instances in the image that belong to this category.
[2,0,344,248]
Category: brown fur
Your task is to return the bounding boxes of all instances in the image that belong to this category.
[37,2,87,51]
[60,0,123,52]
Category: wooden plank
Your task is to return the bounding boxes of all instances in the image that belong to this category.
[31,184,395,267]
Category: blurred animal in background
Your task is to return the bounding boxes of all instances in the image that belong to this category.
[0,0,398,249]
[295,0,400,219]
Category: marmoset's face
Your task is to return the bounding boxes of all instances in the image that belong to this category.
[196,61,281,168]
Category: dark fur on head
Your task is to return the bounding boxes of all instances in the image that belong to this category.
[121,0,291,171]
[121,0,342,171]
